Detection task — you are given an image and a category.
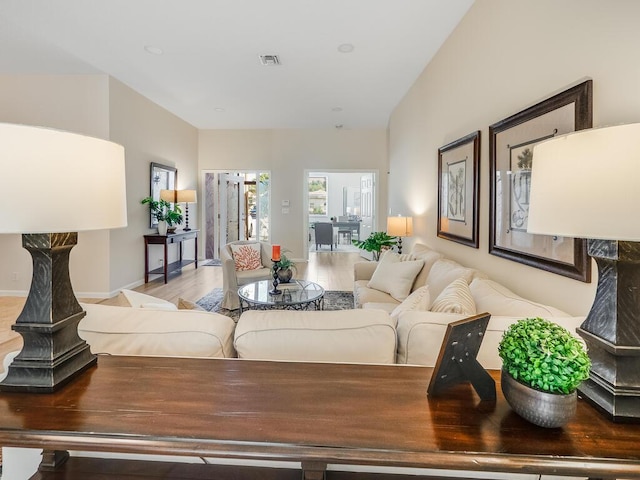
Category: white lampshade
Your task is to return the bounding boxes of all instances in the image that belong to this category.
[160,189,176,202]
[176,189,197,203]
[528,123,640,241]
[387,216,413,237]
[0,123,127,233]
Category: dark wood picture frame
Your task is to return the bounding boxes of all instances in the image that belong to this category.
[437,131,481,248]
[488,80,592,282]
[149,162,177,228]
[427,312,495,402]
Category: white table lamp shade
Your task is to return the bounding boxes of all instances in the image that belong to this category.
[527,123,640,241]
[177,189,197,203]
[387,216,413,237]
[0,123,127,233]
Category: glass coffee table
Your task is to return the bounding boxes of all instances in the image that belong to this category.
[238,279,325,312]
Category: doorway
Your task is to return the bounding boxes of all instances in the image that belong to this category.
[305,170,377,259]
[203,170,271,260]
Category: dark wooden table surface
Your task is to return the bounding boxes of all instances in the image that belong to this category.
[0,356,639,479]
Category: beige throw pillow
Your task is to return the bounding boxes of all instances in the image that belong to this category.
[178,297,207,311]
[430,277,476,315]
[367,254,424,302]
[230,243,262,271]
[390,286,431,320]
[426,259,478,299]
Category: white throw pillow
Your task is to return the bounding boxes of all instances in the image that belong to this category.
[391,286,431,320]
[469,278,569,317]
[230,243,262,271]
[426,259,478,299]
[367,254,424,302]
[409,244,443,290]
[120,289,175,309]
[430,277,476,315]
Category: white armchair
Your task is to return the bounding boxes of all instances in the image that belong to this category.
[221,240,273,310]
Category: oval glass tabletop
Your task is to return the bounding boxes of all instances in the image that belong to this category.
[238,279,324,309]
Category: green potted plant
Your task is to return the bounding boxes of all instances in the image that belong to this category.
[498,317,591,428]
[352,231,397,260]
[141,197,183,234]
[275,253,297,283]
[164,205,183,233]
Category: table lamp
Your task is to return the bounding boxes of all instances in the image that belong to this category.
[387,216,413,254]
[177,189,197,231]
[528,123,640,421]
[0,123,127,392]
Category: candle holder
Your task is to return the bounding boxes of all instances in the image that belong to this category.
[269,259,281,295]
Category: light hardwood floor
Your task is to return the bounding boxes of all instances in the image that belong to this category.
[0,251,364,368]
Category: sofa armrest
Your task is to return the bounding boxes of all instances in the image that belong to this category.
[354,261,378,281]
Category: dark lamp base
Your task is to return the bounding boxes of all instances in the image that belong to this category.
[578,239,640,422]
[0,233,97,392]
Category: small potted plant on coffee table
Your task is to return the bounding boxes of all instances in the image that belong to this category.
[275,253,297,283]
[498,317,591,428]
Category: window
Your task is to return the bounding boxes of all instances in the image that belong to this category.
[308,176,327,215]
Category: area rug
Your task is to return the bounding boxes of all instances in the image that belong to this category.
[202,259,221,266]
[196,288,354,322]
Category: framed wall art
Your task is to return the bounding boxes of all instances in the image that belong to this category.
[149,162,177,227]
[488,80,592,282]
[437,131,480,248]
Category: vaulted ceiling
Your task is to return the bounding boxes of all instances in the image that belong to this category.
[0,0,474,129]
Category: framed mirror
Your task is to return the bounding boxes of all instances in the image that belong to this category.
[149,162,177,227]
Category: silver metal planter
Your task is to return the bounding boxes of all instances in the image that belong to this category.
[501,369,577,428]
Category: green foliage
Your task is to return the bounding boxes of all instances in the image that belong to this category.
[352,232,397,260]
[141,196,183,226]
[275,253,297,273]
[498,317,591,395]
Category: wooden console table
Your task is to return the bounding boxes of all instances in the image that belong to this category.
[0,356,639,480]
[144,230,198,283]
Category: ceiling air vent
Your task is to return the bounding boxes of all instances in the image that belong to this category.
[259,54,280,66]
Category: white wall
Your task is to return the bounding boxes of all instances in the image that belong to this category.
[0,74,112,296]
[388,0,640,315]
[108,78,199,291]
[198,129,388,259]
[0,74,199,297]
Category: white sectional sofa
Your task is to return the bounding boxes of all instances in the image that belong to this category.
[71,246,584,372]
[353,243,585,368]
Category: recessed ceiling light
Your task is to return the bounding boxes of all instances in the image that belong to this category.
[214,107,226,112]
[144,45,163,55]
[337,43,354,53]
[331,107,343,112]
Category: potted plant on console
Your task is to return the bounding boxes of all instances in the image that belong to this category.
[141,197,183,235]
[498,317,591,428]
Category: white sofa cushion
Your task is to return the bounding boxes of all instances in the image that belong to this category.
[367,253,424,302]
[395,310,585,368]
[234,309,397,364]
[430,278,476,315]
[470,278,570,317]
[426,259,482,300]
[78,303,236,358]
